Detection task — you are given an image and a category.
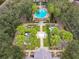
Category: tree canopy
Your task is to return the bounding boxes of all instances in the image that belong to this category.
[48,0,79,39]
[0,0,32,59]
[0,0,5,5]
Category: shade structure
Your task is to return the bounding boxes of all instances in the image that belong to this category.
[34,48,52,59]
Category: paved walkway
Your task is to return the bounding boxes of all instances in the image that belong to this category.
[25,57,60,59]
[52,57,60,59]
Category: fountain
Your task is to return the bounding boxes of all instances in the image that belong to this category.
[33,1,49,22]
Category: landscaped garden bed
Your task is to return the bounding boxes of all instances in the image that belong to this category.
[14,23,73,50]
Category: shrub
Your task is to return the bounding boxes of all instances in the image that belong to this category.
[16,35,26,48]
[16,25,40,49]
[51,35,61,46]
[47,3,55,13]
[52,27,60,35]
[51,27,73,48]
[47,3,61,17]
[61,30,73,41]
[16,25,26,35]
[32,3,37,13]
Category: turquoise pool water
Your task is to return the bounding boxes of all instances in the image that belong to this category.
[34,8,48,19]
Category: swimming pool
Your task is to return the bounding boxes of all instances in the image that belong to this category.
[34,8,48,19]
